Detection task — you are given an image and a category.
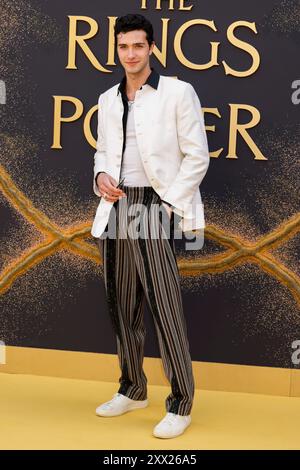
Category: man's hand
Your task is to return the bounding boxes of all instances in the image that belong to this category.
[96,173,126,202]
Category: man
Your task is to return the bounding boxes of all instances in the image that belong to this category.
[91,14,210,439]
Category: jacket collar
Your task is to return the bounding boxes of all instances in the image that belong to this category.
[117,66,160,100]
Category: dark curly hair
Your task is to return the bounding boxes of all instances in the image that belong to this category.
[114,14,154,48]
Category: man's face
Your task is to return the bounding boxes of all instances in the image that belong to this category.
[116,29,154,75]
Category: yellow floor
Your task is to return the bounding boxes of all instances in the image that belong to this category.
[0,371,299,450]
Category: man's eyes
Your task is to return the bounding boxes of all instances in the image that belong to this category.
[119,45,143,48]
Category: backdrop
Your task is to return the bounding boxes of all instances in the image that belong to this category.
[0,0,299,369]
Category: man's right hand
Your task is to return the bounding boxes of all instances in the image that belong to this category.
[96,172,126,202]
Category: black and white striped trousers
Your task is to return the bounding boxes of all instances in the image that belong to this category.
[97,185,195,416]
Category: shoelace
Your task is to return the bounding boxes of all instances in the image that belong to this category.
[102,393,125,409]
[163,413,179,425]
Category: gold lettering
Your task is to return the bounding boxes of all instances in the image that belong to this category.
[66,15,110,72]
[52,96,83,149]
[152,18,170,67]
[203,108,223,158]
[179,0,193,10]
[52,99,267,162]
[174,19,219,70]
[107,16,117,65]
[228,104,267,159]
[141,0,193,10]
[141,0,175,9]
[223,21,260,77]
[84,104,98,148]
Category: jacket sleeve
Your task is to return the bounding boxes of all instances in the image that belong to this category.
[161,83,210,216]
[93,93,107,197]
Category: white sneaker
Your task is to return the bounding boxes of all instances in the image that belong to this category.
[95,393,148,417]
[153,412,191,438]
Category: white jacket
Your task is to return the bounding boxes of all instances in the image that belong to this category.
[91,72,210,238]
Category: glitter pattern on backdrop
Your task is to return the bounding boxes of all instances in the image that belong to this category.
[259,0,300,41]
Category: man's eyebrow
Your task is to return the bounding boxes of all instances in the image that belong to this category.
[118,42,146,46]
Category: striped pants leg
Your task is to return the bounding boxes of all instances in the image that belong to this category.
[97,185,195,416]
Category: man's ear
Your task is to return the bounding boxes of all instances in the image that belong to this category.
[149,41,155,55]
